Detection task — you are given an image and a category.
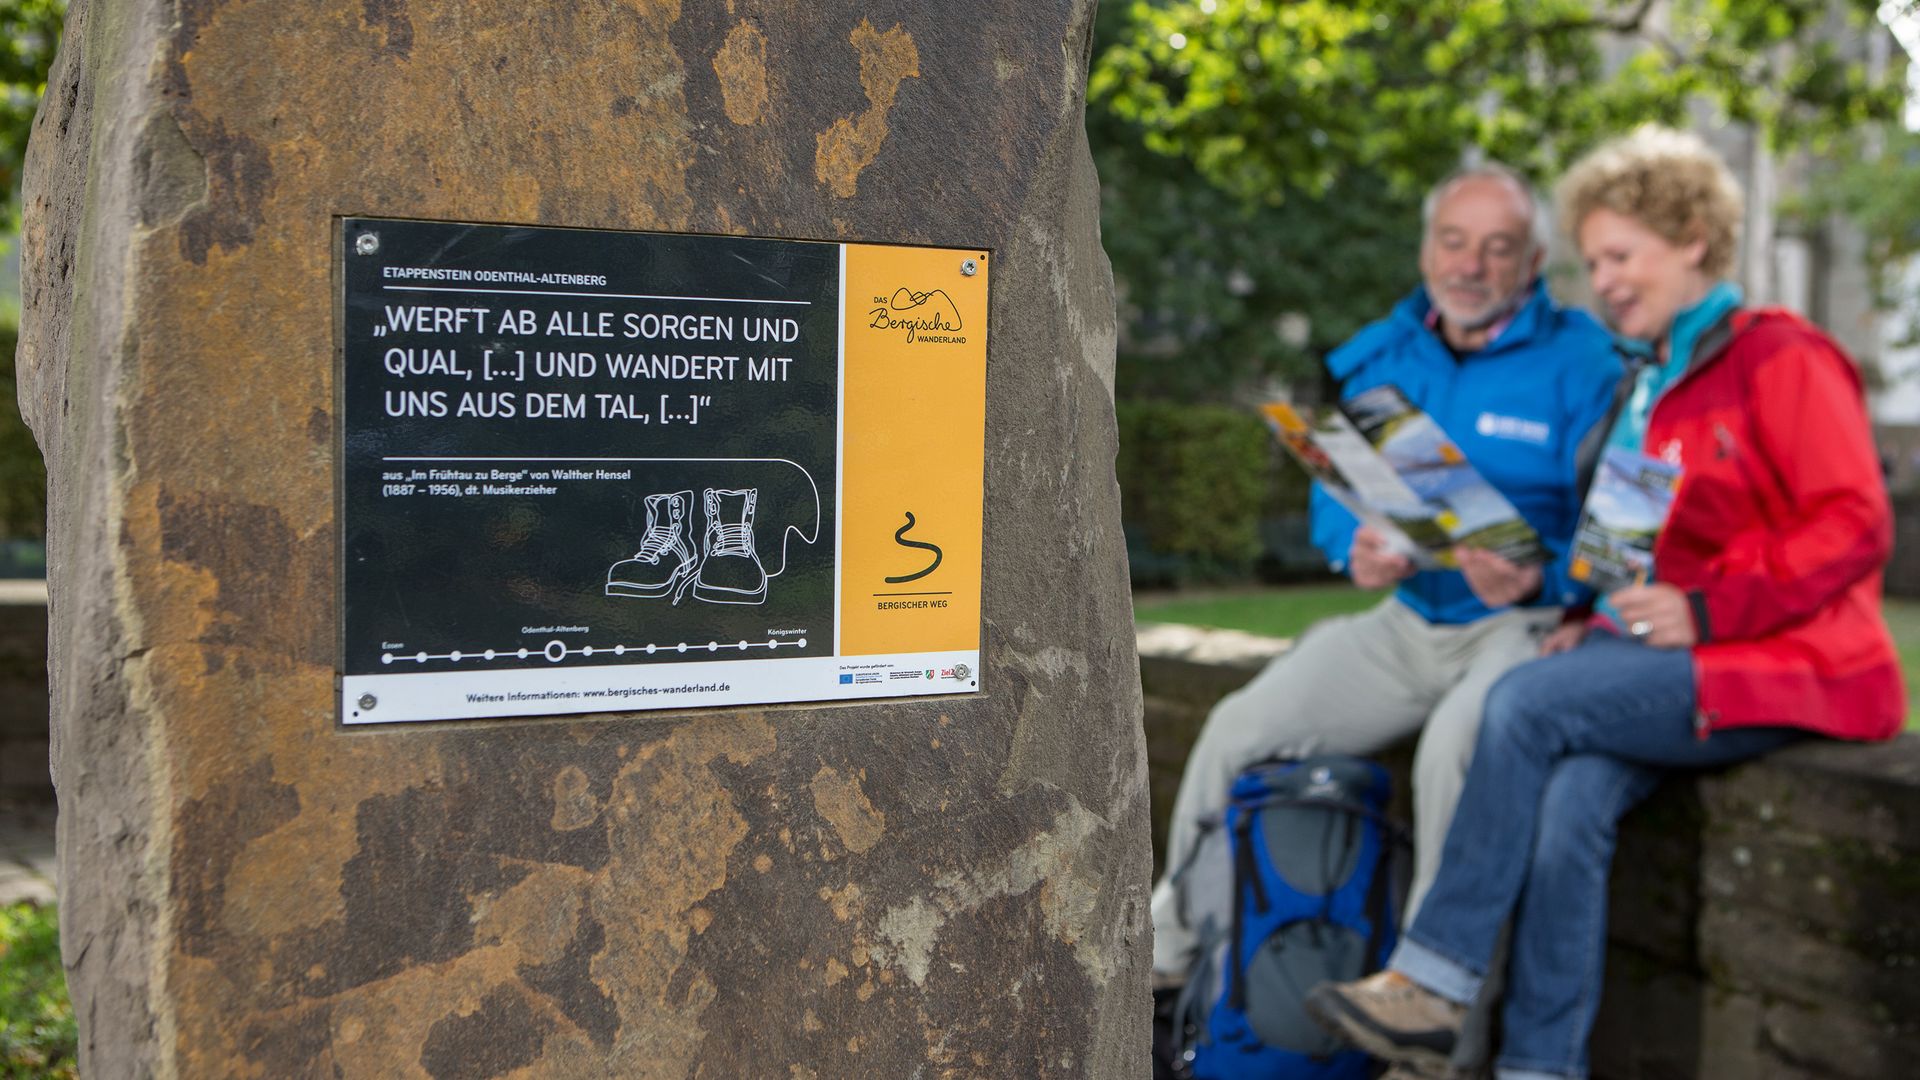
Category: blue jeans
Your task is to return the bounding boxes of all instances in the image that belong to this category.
[1387,633,1803,1080]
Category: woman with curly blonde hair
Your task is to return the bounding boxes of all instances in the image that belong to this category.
[1307,126,1904,1080]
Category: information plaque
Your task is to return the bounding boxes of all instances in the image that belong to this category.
[338,218,986,724]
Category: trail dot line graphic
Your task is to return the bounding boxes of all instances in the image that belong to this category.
[382,637,807,665]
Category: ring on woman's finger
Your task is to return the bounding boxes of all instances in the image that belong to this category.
[1629,620,1653,639]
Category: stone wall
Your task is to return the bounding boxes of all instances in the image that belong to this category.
[21,2,1149,1075]
[0,583,50,803]
[1141,625,1920,1079]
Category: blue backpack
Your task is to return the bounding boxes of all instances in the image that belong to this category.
[1167,756,1409,1080]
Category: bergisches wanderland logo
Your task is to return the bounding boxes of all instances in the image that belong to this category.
[868,287,967,344]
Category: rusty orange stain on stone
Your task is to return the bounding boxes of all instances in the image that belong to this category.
[818,880,863,922]
[473,868,592,967]
[713,202,753,236]
[312,959,524,1077]
[810,765,886,854]
[713,20,770,125]
[222,807,358,938]
[549,765,601,831]
[814,19,919,197]
[571,715,772,1066]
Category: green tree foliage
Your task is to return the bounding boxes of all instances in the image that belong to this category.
[1090,1,1912,397]
[1799,125,1920,339]
[1092,3,1423,398]
[1095,0,1908,204]
[1096,102,1422,399]
[1,3,65,548]
[1,0,65,221]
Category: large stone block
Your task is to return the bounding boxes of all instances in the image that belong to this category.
[1590,955,1770,1080]
[21,2,1148,1075]
[1605,781,1707,966]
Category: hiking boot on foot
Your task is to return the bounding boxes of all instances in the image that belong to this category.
[1305,970,1464,1071]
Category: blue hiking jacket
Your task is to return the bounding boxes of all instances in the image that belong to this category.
[1309,281,1622,625]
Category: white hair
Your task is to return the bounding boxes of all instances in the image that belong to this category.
[1421,163,1552,255]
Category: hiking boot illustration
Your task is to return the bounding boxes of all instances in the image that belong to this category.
[606,490,698,601]
[693,487,768,604]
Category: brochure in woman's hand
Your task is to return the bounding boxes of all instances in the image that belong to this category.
[1568,447,1684,594]
[1260,384,1548,569]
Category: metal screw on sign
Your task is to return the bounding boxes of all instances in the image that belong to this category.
[355,233,380,256]
[357,694,378,711]
[960,258,978,277]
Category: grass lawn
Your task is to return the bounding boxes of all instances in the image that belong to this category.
[1136,586,1920,731]
[1134,584,1388,641]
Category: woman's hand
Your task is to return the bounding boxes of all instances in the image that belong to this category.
[1349,527,1416,589]
[1454,547,1544,609]
[1539,620,1590,656]
[1609,583,1698,648]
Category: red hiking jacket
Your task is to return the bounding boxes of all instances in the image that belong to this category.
[1646,308,1904,740]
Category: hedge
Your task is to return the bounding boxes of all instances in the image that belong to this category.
[1115,400,1315,584]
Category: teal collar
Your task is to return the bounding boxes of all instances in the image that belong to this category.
[1646,281,1744,374]
[1605,281,1742,455]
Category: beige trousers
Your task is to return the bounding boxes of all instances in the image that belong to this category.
[1150,595,1559,974]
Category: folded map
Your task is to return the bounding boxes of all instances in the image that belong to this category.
[1568,447,1683,594]
[1261,384,1547,569]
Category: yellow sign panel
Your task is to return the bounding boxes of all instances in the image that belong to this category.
[839,245,988,657]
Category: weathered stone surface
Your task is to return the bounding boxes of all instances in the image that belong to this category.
[1137,626,1407,875]
[1137,628,1268,877]
[1606,781,1707,966]
[21,2,1148,1075]
[1591,956,1765,1080]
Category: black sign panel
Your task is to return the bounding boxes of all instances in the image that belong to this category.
[340,219,839,718]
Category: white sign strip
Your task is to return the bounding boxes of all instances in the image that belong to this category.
[342,651,980,725]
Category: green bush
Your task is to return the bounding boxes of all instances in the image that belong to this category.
[0,902,75,1079]
[0,323,47,542]
[1117,400,1305,583]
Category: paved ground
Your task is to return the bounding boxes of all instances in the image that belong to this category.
[0,801,56,906]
